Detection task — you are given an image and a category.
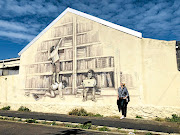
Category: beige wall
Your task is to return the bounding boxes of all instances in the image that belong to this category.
[141,38,180,106]
[0,12,180,119]
[98,23,143,106]
[0,75,21,106]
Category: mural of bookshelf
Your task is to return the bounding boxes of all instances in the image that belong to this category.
[24,16,115,97]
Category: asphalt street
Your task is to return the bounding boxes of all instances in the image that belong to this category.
[0,110,179,134]
[0,120,120,135]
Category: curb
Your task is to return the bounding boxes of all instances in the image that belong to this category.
[0,116,179,135]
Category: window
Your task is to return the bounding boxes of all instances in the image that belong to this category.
[0,66,19,76]
[176,41,180,71]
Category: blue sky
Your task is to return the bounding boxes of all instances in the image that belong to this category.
[0,0,180,60]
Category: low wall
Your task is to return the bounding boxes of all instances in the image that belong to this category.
[1,101,180,119]
[0,75,180,119]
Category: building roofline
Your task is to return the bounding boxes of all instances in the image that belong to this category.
[0,57,20,63]
[18,7,142,56]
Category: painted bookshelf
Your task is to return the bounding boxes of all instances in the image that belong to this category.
[24,16,115,95]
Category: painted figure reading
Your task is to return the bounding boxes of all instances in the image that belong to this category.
[82,70,97,102]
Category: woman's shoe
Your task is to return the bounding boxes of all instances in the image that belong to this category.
[120,116,125,119]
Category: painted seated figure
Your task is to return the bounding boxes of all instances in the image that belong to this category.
[44,79,67,99]
[44,62,67,99]
[82,70,97,102]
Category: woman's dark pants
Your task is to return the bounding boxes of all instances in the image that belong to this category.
[118,99,128,117]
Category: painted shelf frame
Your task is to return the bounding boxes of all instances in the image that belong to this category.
[25,16,116,93]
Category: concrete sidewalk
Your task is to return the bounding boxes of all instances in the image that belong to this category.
[0,110,179,134]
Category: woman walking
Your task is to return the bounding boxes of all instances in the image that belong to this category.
[117,82,129,119]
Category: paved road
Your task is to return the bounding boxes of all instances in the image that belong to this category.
[0,110,179,134]
[0,120,120,135]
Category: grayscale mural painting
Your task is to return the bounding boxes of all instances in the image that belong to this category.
[24,15,116,101]
[2,8,179,119]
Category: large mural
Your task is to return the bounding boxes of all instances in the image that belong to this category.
[24,15,117,101]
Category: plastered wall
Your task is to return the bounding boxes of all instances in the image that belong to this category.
[0,75,22,106]
[0,12,179,119]
[141,38,180,107]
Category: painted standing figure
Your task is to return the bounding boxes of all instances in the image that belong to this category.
[117,82,129,119]
[44,39,67,99]
[82,70,97,102]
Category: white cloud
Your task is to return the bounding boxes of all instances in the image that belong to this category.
[0,30,35,41]
[0,20,28,32]
[2,0,60,17]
